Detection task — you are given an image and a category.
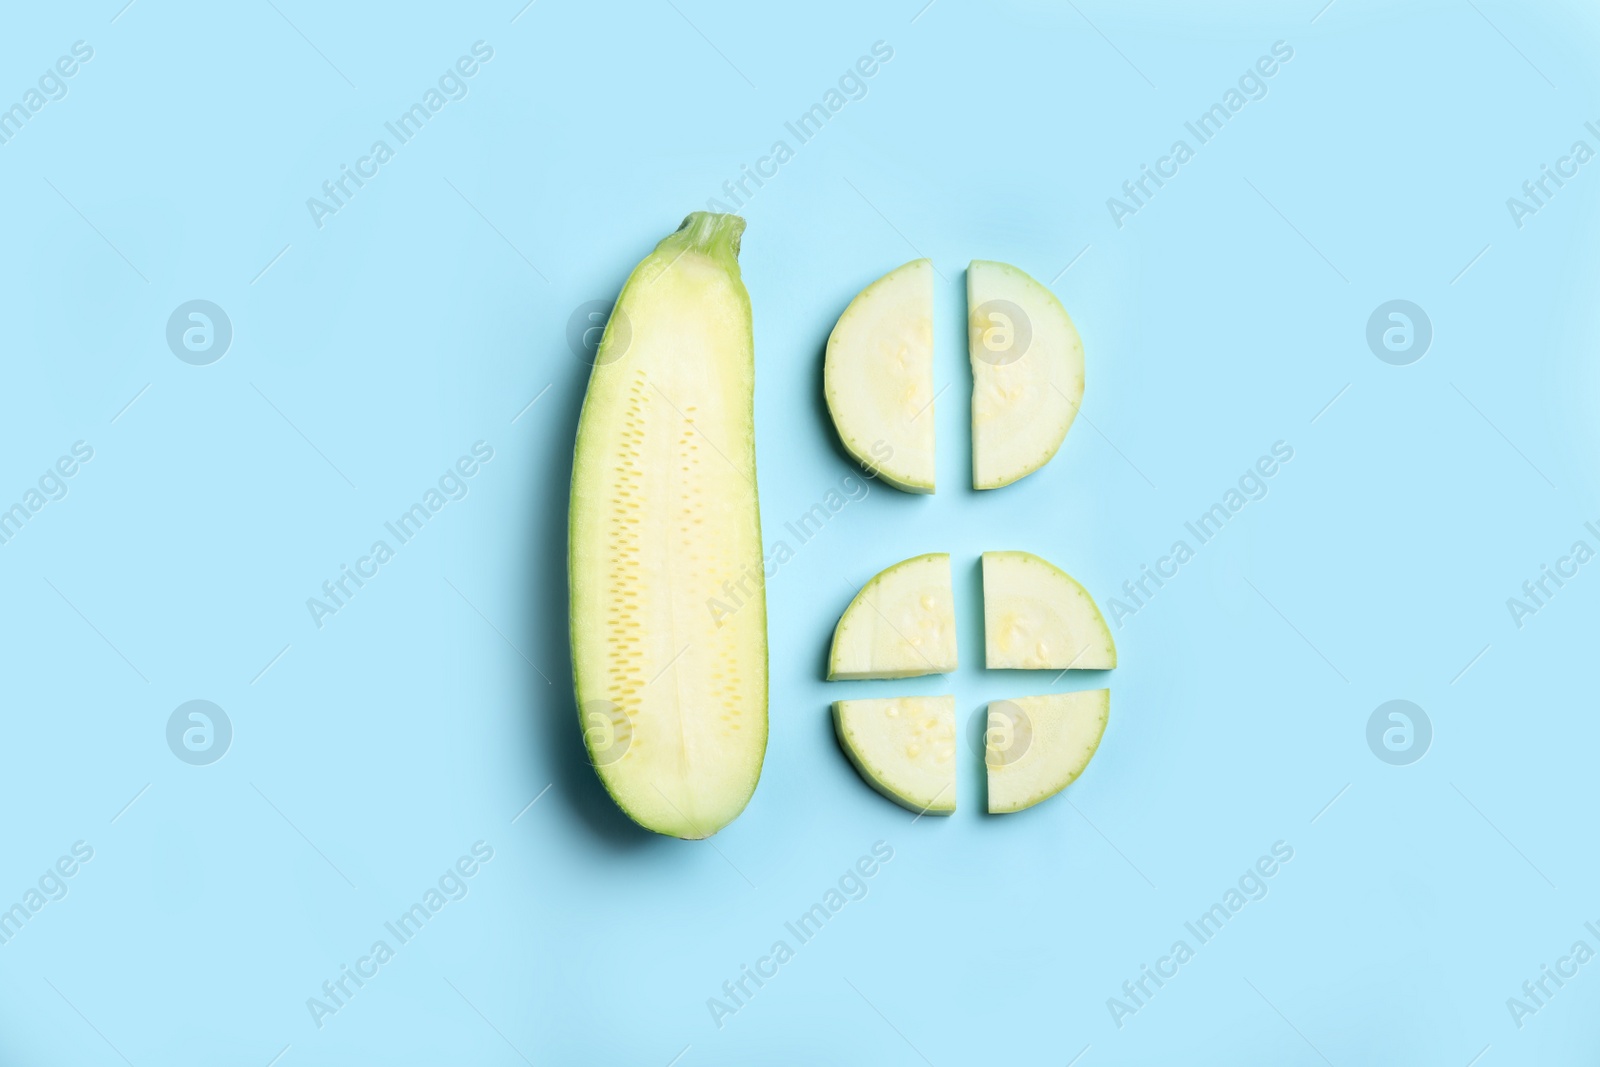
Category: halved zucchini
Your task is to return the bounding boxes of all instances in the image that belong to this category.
[568,213,766,839]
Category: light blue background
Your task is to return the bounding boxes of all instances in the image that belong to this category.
[2,0,1598,1063]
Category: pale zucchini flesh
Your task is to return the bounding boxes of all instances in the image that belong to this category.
[824,259,936,492]
[834,695,957,814]
[968,260,1084,489]
[568,213,766,839]
[982,551,1115,670]
[986,690,1109,814]
[828,553,957,680]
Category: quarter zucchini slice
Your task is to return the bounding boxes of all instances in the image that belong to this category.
[982,551,1115,670]
[829,553,957,680]
[834,695,957,814]
[985,690,1109,814]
